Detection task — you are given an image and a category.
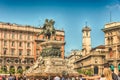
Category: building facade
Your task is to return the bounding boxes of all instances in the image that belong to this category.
[102,22,120,74]
[72,23,120,75]
[74,45,106,75]
[0,20,65,73]
[72,25,106,75]
[67,50,81,70]
[82,26,91,55]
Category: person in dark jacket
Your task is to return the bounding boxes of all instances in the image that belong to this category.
[112,71,118,80]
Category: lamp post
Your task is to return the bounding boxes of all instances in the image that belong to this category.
[3,48,7,72]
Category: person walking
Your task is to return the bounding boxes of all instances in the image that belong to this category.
[100,74,105,80]
[8,74,14,80]
[103,68,112,80]
[54,75,60,80]
[118,72,120,80]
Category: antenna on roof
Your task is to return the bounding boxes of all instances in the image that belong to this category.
[110,11,112,22]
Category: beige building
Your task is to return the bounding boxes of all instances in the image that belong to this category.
[0,20,65,73]
[0,22,36,73]
[67,50,81,69]
[74,45,106,75]
[102,22,120,74]
[82,26,91,55]
[72,25,106,75]
[72,22,120,75]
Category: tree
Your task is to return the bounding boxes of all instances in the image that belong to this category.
[77,69,84,74]
[85,69,93,76]
[1,66,7,73]
[17,68,23,74]
[9,68,15,74]
[77,68,93,76]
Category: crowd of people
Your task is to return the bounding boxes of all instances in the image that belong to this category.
[99,63,119,80]
[0,74,26,80]
[53,75,86,80]
[26,75,86,80]
[1,63,120,80]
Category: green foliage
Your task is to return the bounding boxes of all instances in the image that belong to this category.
[1,66,7,73]
[77,68,93,76]
[9,68,15,74]
[0,70,2,73]
[17,69,23,74]
[77,69,84,74]
[84,69,93,76]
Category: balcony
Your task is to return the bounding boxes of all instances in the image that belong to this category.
[0,54,34,59]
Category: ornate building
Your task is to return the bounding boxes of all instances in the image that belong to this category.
[72,25,106,75]
[74,45,106,75]
[0,19,65,73]
[72,22,120,75]
[102,22,120,74]
[67,50,81,70]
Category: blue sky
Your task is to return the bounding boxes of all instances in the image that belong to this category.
[0,0,120,56]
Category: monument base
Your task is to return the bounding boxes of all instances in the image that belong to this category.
[25,57,78,76]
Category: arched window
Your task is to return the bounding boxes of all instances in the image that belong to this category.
[26,66,30,70]
[1,65,7,72]
[9,66,15,74]
[17,66,23,74]
[86,31,88,36]
[94,66,98,75]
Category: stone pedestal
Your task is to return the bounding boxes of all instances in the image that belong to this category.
[25,57,78,76]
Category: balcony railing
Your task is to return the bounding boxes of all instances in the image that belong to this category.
[0,54,34,58]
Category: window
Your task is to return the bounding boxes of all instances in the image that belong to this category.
[36,50,39,55]
[28,35,30,39]
[27,50,31,56]
[11,49,14,55]
[27,42,30,47]
[19,34,22,39]
[31,60,33,64]
[4,41,7,46]
[4,33,7,39]
[11,41,15,47]
[86,31,88,36]
[60,38,62,41]
[111,37,113,45]
[19,42,22,47]
[107,37,110,45]
[19,50,22,56]
[12,32,15,39]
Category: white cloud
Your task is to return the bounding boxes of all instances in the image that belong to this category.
[106,0,120,10]
[106,3,120,10]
